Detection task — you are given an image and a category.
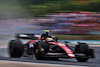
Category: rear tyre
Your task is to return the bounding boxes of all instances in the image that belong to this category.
[8,40,24,57]
[34,41,49,60]
[75,43,89,62]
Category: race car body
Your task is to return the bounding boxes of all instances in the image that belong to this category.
[8,32,95,62]
[48,42,75,58]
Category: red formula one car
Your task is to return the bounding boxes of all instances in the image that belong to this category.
[8,30,95,62]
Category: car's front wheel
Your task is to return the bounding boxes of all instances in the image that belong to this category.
[75,43,89,62]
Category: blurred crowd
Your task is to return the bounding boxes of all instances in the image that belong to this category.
[37,11,100,35]
[0,11,100,35]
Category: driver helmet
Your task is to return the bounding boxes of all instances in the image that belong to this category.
[43,29,50,36]
[45,37,54,42]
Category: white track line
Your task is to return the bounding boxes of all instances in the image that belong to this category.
[0,60,89,67]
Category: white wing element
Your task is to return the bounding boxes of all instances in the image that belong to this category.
[19,34,28,37]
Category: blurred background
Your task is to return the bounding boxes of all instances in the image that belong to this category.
[0,0,100,40]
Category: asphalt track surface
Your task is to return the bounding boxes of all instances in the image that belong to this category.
[0,44,100,67]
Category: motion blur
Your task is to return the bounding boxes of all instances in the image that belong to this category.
[0,0,99,67]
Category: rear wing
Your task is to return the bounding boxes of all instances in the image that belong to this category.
[16,33,41,40]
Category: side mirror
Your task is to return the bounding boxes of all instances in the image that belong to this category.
[51,36,59,40]
[51,36,59,42]
[55,37,59,40]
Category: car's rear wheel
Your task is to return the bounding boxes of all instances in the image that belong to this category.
[8,40,24,57]
[34,41,49,60]
[75,43,89,62]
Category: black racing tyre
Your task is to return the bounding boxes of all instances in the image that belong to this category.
[75,43,89,62]
[8,40,24,57]
[34,41,49,60]
[75,43,90,55]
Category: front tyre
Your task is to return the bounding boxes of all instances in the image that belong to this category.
[8,40,24,57]
[75,43,89,62]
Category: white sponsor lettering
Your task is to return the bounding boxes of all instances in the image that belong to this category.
[68,54,75,57]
